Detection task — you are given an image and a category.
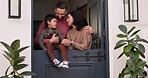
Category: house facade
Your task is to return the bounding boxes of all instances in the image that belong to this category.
[0,0,148,78]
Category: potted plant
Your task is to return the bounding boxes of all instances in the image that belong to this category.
[0,39,36,78]
[114,25,148,78]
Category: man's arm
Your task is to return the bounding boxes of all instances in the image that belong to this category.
[84,25,95,35]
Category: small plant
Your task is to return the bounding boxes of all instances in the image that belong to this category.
[114,25,148,78]
[0,39,36,78]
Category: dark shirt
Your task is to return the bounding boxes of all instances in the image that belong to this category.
[38,28,64,50]
[34,17,69,48]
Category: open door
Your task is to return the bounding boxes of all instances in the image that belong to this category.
[32,0,109,78]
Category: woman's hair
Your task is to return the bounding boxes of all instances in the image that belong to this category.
[68,10,88,31]
[44,14,57,27]
[56,2,67,10]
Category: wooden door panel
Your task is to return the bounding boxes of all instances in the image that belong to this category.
[32,49,105,78]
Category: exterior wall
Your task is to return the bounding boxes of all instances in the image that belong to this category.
[0,0,31,78]
[108,0,148,78]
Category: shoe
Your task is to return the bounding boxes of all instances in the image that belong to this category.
[53,59,60,67]
[59,61,69,68]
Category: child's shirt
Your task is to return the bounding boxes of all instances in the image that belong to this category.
[38,28,64,50]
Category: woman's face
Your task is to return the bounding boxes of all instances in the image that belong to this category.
[66,14,74,26]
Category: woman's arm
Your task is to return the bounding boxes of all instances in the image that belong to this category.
[70,30,92,50]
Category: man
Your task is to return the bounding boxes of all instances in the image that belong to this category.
[34,2,69,49]
[34,2,94,49]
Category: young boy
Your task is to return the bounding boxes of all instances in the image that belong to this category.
[38,14,69,68]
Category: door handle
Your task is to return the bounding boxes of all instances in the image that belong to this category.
[73,51,105,62]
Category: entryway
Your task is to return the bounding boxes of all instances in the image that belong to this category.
[32,0,109,78]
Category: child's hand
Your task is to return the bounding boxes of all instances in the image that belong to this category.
[49,34,59,43]
[61,39,71,46]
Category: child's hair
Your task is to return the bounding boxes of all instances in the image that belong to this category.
[44,14,57,27]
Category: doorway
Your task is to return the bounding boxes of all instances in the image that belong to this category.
[32,0,109,78]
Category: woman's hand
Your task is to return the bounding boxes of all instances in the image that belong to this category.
[61,39,71,46]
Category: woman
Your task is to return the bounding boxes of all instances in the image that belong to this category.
[66,10,92,50]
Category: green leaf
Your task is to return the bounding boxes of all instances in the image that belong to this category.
[18,46,29,53]
[136,38,148,44]
[11,39,20,50]
[124,44,133,53]
[14,51,20,59]
[117,34,127,38]
[116,40,127,45]
[118,25,127,34]
[0,41,12,52]
[137,61,146,68]
[129,51,139,58]
[145,64,148,68]
[117,52,124,59]
[127,60,134,66]
[14,56,26,65]
[130,72,138,78]
[3,51,11,60]
[14,64,28,70]
[135,35,140,40]
[0,75,9,78]
[10,60,15,66]
[138,44,145,53]
[129,30,140,37]
[14,75,21,78]
[114,43,126,49]
[3,54,10,61]
[20,71,36,76]
[127,26,136,34]
[123,67,131,75]
[5,66,11,75]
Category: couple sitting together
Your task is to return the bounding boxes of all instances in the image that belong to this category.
[34,2,94,69]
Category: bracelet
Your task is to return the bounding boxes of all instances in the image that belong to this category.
[70,41,74,45]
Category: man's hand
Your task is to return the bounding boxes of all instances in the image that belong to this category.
[61,39,71,46]
[49,34,59,43]
[85,25,95,35]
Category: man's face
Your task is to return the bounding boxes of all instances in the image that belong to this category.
[55,8,67,20]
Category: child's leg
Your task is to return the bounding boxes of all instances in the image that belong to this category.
[56,44,68,61]
[45,42,56,60]
[45,42,61,67]
[55,44,69,68]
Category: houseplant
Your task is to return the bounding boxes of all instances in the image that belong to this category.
[0,39,36,78]
[114,25,148,78]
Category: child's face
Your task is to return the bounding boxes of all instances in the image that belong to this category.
[47,18,57,28]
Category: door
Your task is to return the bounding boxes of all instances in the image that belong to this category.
[32,0,109,78]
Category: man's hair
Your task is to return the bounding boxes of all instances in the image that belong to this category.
[44,14,57,27]
[56,2,67,10]
[68,10,88,31]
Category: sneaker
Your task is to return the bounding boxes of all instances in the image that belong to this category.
[59,61,69,68]
[53,59,60,67]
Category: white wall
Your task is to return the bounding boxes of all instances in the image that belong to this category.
[108,0,148,78]
[0,0,31,78]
